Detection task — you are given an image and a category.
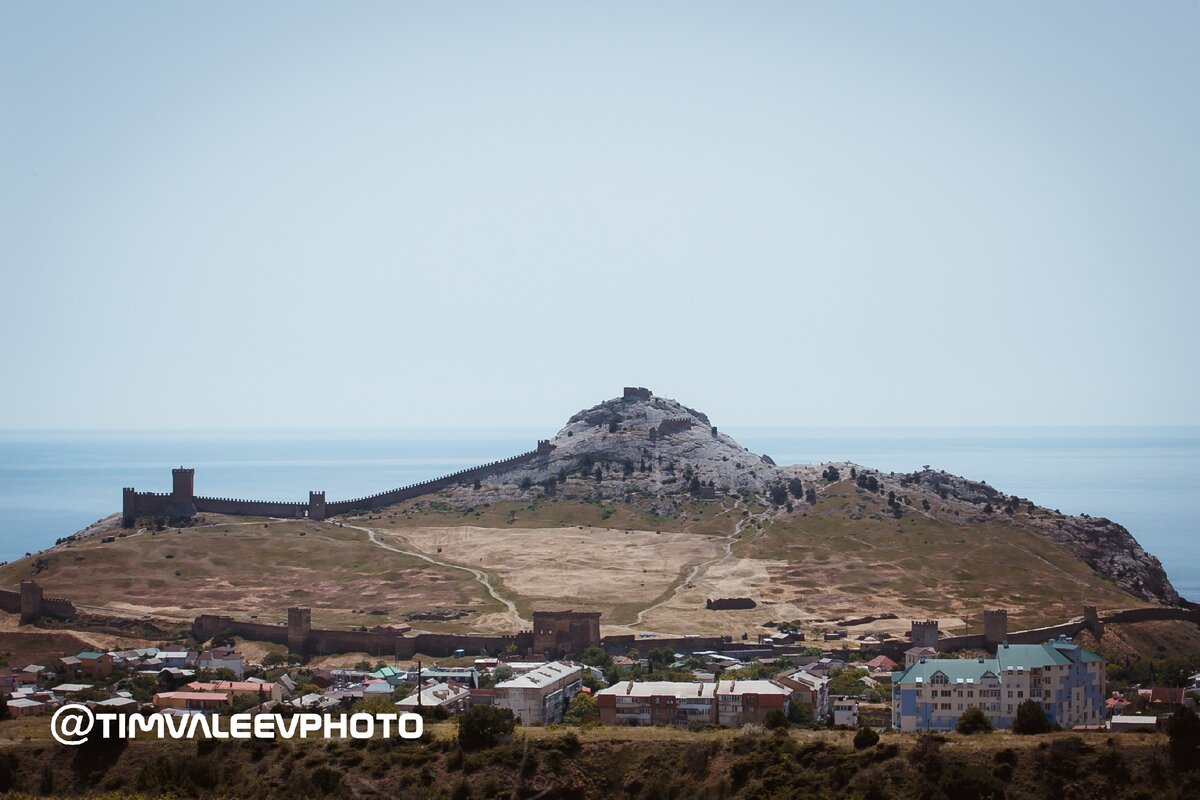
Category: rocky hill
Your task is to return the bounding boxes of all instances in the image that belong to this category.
[462,387,1179,606]
[502,386,810,495]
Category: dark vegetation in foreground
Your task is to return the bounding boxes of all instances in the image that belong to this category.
[2,719,1200,800]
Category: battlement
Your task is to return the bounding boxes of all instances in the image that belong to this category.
[910,619,940,649]
[122,440,553,527]
[651,417,695,440]
[983,608,1009,646]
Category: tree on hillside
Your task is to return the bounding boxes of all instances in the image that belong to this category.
[579,646,612,669]
[1012,699,1052,734]
[458,705,516,750]
[956,707,994,734]
[853,727,880,749]
[805,488,817,505]
[769,484,788,505]
[563,692,599,726]
[787,478,804,498]
[1168,705,1200,769]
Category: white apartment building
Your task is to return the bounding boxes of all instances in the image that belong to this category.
[494,661,582,725]
[891,638,1105,732]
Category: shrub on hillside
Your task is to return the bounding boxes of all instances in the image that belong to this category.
[1168,705,1200,770]
[853,727,880,749]
[956,707,994,735]
[457,706,516,750]
[1012,699,1052,734]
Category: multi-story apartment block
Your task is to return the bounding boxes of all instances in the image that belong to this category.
[596,680,790,727]
[776,669,831,720]
[891,637,1105,732]
[494,661,582,725]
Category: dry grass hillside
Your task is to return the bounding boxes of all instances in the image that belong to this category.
[0,474,1156,644]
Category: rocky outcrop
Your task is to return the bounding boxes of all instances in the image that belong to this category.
[444,388,1181,608]
[899,468,1180,605]
[502,389,804,499]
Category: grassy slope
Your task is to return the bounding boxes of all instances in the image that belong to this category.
[741,480,1146,629]
[0,517,500,631]
[0,474,1151,638]
[0,722,1194,799]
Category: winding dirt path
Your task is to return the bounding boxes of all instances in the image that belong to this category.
[631,501,772,628]
[339,521,528,629]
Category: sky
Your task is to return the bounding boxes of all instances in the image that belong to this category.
[2,2,1197,430]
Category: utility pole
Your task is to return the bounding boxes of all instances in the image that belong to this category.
[417,659,423,708]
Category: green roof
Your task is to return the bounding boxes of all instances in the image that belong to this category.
[895,639,1104,684]
[894,658,999,684]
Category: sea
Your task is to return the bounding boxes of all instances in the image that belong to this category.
[0,427,1196,601]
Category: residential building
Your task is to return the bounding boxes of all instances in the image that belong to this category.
[1109,715,1158,732]
[776,669,830,720]
[6,698,46,717]
[196,648,245,679]
[395,681,471,715]
[904,647,938,667]
[832,696,859,727]
[494,661,583,725]
[76,652,115,679]
[152,691,230,711]
[891,638,1106,732]
[595,680,790,727]
[186,681,281,702]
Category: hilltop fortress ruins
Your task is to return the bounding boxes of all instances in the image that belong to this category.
[121,440,556,527]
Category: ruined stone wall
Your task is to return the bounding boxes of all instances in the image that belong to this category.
[192,613,534,658]
[322,448,547,516]
[706,598,757,610]
[192,496,308,518]
[0,582,76,623]
[0,588,19,614]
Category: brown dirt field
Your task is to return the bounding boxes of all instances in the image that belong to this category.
[0,517,502,632]
[374,523,726,624]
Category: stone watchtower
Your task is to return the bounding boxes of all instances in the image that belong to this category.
[308,491,326,521]
[287,607,312,654]
[983,608,1008,648]
[910,619,939,649]
[170,467,197,518]
[19,580,43,624]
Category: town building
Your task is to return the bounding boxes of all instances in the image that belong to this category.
[395,681,471,715]
[186,680,282,702]
[494,661,583,725]
[891,638,1105,732]
[196,648,246,679]
[76,651,115,678]
[595,680,790,727]
[776,669,830,720]
[6,697,46,717]
[152,691,230,711]
[832,696,859,727]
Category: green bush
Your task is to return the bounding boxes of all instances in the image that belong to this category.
[764,708,790,731]
[853,727,880,749]
[1167,705,1200,770]
[457,705,517,750]
[1012,699,1052,735]
[956,706,994,734]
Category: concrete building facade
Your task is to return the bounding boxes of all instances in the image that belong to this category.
[596,680,790,727]
[494,661,583,725]
[891,638,1105,732]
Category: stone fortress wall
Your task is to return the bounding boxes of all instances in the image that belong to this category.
[0,581,77,624]
[122,441,556,527]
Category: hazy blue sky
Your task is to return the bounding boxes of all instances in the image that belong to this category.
[2,2,1197,429]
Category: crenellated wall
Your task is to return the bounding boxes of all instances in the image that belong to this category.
[0,581,76,624]
[193,611,536,659]
[122,442,556,527]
